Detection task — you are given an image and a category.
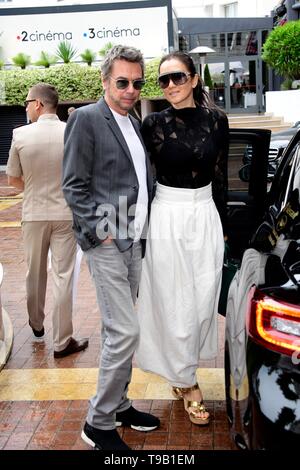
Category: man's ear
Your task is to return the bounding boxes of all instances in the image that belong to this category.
[102,81,107,91]
[35,99,43,111]
[101,73,107,91]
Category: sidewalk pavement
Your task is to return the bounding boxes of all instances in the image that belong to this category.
[0,172,234,450]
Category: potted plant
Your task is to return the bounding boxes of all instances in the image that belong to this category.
[262,21,300,87]
[99,42,115,58]
[56,41,77,64]
[80,49,96,66]
[262,21,300,123]
[12,52,31,69]
[35,51,57,68]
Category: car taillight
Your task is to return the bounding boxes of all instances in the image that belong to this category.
[247,288,300,356]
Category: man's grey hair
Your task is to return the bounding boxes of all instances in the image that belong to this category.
[101,45,145,80]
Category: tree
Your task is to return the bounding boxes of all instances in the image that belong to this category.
[204,64,213,89]
[262,21,300,80]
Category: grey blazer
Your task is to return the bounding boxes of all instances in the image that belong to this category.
[63,98,153,253]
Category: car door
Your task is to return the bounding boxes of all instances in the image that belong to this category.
[227,128,271,259]
[224,129,300,450]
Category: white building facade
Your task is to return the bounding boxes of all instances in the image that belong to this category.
[172,0,277,18]
[0,0,277,17]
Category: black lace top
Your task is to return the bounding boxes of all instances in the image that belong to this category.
[141,105,229,231]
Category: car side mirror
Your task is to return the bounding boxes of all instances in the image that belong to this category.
[239,164,251,182]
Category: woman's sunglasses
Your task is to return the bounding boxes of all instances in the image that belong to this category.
[158,71,191,89]
[109,76,145,90]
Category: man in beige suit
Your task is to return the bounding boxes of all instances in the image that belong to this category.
[6,83,88,358]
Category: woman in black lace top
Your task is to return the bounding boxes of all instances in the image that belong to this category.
[136,51,229,425]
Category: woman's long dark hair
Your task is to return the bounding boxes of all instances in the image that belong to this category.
[159,51,220,111]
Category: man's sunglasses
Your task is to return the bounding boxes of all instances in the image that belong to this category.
[158,71,191,89]
[109,76,145,90]
[24,99,44,108]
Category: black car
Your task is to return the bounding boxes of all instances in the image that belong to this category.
[244,140,285,184]
[267,121,300,180]
[225,128,300,450]
[271,121,300,141]
[243,122,300,185]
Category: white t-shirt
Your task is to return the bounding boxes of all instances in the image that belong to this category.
[111,109,148,241]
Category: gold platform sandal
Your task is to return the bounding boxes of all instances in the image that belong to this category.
[172,387,183,400]
[172,384,210,425]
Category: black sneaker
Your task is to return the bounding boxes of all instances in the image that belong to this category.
[116,406,160,431]
[31,325,45,339]
[81,422,130,450]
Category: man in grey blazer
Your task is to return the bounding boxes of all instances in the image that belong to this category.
[6,83,88,358]
[63,45,159,451]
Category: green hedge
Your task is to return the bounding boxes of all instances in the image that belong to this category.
[0,60,163,106]
[142,57,162,99]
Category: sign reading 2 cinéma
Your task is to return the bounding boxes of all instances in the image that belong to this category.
[1,6,170,63]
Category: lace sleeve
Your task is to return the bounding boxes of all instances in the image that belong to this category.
[141,113,164,163]
[212,113,229,234]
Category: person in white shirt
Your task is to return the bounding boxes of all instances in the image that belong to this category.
[62,45,159,451]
